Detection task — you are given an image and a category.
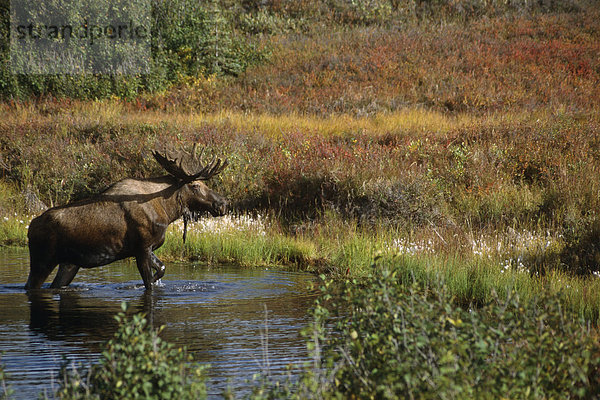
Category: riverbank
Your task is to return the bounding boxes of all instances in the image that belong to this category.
[3,236,599,399]
[3,211,600,323]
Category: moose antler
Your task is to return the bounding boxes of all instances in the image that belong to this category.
[152,144,228,182]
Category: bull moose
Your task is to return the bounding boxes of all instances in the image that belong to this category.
[24,145,228,290]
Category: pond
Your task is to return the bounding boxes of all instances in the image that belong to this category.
[0,248,318,398]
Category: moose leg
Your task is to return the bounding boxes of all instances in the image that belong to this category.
[50,264,80,288]
[25,263,57,290]
[25,248,57,290]
[149,253,166,283]
[136,250,154,290]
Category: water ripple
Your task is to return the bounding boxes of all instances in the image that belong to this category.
[0,249,318,399]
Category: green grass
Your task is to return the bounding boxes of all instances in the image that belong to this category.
[157,226,316,268]
[156,215,600,322]
[0,216,29,247]
[388,253,600,322]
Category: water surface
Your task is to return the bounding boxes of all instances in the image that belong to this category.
[0,248,317,398]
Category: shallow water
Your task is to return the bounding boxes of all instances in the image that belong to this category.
[0,248,317,398]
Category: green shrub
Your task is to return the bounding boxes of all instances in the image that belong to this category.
[153,0,254,78]
[256,258,600,399]
[0,0,266,99]
[57,303,207,400]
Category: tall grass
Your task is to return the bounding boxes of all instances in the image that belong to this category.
[184,109,483,139]
[390,253,600,322]
[157,214,600,322]
[157,219,316,268]
[0,216,29,247]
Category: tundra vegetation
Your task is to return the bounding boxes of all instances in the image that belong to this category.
[1,0,600,397]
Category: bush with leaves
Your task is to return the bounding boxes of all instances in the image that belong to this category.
[0,0,266,99]
[256,257,600,399]
[57,303,207,400]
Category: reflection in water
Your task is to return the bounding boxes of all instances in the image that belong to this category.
[28,291,120,344]
[0,249,317,399]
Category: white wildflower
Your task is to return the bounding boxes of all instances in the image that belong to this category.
[173,213,268,236]
[387,238,435,256]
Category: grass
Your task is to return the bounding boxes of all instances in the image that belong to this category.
[186,108,483,138]
[392,253,600,322]
[167,215,600,321]
[0,216,29,248]
[157,216,317,267]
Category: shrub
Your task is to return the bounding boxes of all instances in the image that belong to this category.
[57,303,207,400]
[257,258,600,398]
[0,0,266,99]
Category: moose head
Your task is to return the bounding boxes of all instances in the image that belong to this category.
[153,144,229,218]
